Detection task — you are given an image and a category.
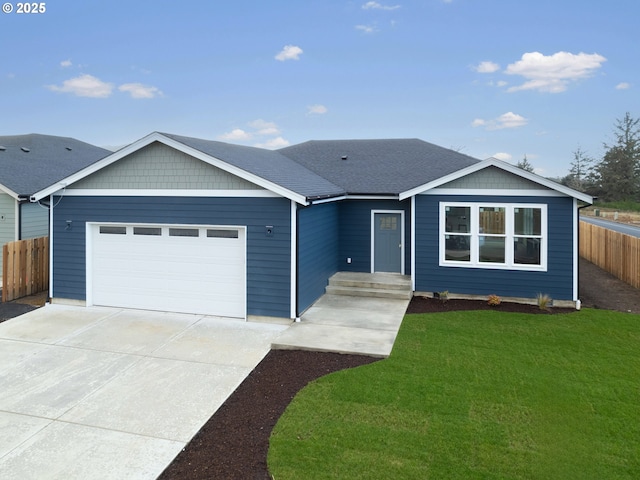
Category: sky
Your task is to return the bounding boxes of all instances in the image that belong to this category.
[1,0,637,178]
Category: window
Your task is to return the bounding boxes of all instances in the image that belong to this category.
[134,227,162,236]
[100,226,126,235]
[440,203,546,270]
[207,229,239,238]
[169,228,199,237]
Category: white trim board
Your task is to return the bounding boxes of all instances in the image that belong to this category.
[54,189,280,198]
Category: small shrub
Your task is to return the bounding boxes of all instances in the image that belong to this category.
[487,294,501,307]
[436,290,449,303]
[537,293,552,311]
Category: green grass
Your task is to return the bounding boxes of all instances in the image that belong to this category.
[268,309,640,479]
[591,200,640,212]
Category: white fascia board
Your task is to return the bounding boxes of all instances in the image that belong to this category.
[0,183,19,200]
[58,189,281,198]
[399,158,593,204]
[31,132,310,205]
[421,188,565,197]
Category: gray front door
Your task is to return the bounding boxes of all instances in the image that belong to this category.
[373,212,402,273]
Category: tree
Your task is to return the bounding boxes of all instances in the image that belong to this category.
[591,112,640,201]
[565,146,594,192]
[517,154,534,173]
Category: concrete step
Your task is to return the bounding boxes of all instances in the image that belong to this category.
[325,284,412,300]
[326,272,412,300]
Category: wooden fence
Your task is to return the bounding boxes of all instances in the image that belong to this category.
[2,236,49,302]
[580,221,640,289]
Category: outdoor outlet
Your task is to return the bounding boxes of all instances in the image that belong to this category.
[346,257,352,264]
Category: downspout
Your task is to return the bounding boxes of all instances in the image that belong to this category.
[575,200,591,310]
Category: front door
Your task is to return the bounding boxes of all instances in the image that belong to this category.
[373,212,403,273]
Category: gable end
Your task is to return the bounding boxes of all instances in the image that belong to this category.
[436,166,549,191]
[70,142,263,191]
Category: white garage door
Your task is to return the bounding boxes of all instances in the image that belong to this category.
[90,224,246,317]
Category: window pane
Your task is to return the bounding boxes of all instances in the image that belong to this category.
[169,228,199,237]
[444,234,470,261]
[100,226,126,235]
[514,238,541,265]
[445,206,470,233]
[207,229,239,238]
[479,236,505,263]
[134,227,162,236]
[479,207,505,234]
[514,208,541,235]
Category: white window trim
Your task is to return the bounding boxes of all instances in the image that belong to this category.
[439,202,547,272]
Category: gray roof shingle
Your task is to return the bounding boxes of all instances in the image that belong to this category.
[278,139,481,195]
[162,133,345,200]
[0,134,110,197]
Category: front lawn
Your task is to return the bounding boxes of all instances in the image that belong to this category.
[268,309,640,479]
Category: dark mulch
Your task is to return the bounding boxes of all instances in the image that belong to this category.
[158,350,379,480]
[406,295,575,315]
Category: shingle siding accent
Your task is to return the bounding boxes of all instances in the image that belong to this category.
[51,196,291,318]
[20,202,48,239]
[297,202,339,314]
[70,142,263,190]
[0,193,16,273]
[339,199,412,274]
[415,195,574,300]
[437,166,548,190]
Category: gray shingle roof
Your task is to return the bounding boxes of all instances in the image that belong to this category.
[278,139,481,195]
[161,133,345,200]
[0,134,110,197]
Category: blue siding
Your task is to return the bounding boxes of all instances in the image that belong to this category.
[297,202,339,314]
[52,196,292,318]
[415,195,575,300]
[339,199,412,274]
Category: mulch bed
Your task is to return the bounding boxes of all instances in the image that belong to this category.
[159,295,575,480]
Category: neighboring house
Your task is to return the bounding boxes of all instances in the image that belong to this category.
[31,132,592,320]
[0,134,110,274]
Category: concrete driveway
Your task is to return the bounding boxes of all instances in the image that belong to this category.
[0,304,289,480]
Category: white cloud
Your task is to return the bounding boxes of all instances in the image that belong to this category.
[362,1,401,10]
[355,24,378,34]
[307,104,328,115]
[119,83,163,99]
[475,61,500,73]
[492,152,512,161]
[218,128,252,141]
[616,82,631,90]
[472,112,528,131]
[248,119,280,135]
[504,51,607,93]
[60,59,72,68]
[254,137,290,149]
[275,45,303,61]
[47,74,114,98]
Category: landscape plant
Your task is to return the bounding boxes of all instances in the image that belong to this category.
[487,294,501,306]
[536,293,552,311]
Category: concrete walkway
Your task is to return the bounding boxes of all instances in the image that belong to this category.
[0,304,288,480]
[273,293,410,358]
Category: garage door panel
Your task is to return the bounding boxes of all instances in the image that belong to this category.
[91,225,246,317]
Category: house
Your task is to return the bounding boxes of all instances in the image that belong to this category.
[0,134,111,274]
[30,132,592,320]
